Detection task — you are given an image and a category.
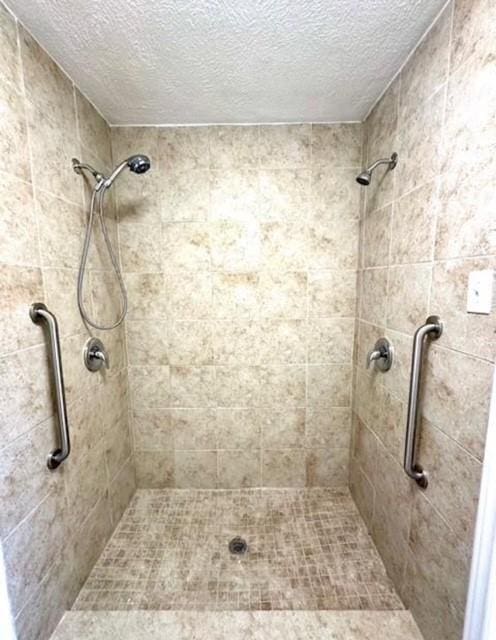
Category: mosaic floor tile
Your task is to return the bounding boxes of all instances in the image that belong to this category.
[73,488,403,611]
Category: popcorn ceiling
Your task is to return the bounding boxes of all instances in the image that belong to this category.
[5,0,446,122]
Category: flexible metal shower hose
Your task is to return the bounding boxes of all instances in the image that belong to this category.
[77,186,128,330]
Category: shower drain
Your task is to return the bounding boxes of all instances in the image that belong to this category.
[228,536,248,555]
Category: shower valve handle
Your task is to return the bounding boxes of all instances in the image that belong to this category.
[83,338,110,372]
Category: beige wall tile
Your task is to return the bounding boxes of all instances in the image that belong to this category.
[129,366,170,409]
[443,47,495,175]
[108,458,136,526]
[307,218,358,270]
[4,487,66,614]
[161,169,209,222]
[212,272,259,318]
[308,269,356,317]
[167,271,212,319]
[172,408,217,449]
[0,3,21,88]
[126,319,168,365]
[0,345,52,447]
[36,191,85,269]
[0,174,38,266]
[259,320,306,364]
[0,418,59,539]
[216,408,261,450]
[307,318,354,364]
[403,494,469,640]
[360,268,387,326]
[119,223,162,272]
[391,181,437,265]
[174,450,217,489]
[261,407,305,448]
[209,220,262,271]
[133,409,173,450]
[216,365,260,407]
[395,89,445,199]
[430,257,496,361]
[158,126,209,171]
[307,364,351,408]
[26,103,81,204]
[262,449,306,487]
[213,320,262,365]
[259,124,311,168]
[349,454,375,527]
[124,273,167,320]
[259,365,306,407]
[418,419,481,551]
[134,450,174,488]
[19,27,74,126]
[423,345,492,460]
[165,222,211,271]
[208,125,259,169]
[115,169,162,226]
[386,264,431,334]
[168,321,213,365]
[218,450,260,488]
[362,205,391,268]
[258,169,310,222]
[311,124,363,167]
[170,365,216,407]
[259,271,307,319]
[435,157,496,259]
[451,0,493,71]
[306,448,348,487]
[0,77,30,183]
[0,265,44,354]
[261,221,307,270]
[399,4,452,121]
[210,169,259,221]
[76,91,111,167]
[305,408,351,448]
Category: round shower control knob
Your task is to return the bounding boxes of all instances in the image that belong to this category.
[83,338,109,372]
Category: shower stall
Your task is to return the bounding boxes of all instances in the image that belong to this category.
[0,0,494,639]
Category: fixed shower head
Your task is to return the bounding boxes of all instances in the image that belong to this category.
[104,154,152,187]
[127,154,151,175]
[356,152,397,186]
[356,171,371,186]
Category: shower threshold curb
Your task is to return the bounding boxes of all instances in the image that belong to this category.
[50,609,423,639]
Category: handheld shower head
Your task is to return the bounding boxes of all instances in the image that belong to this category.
[104,154,152,187]
[128,155,151,174]
[356,152,397,186]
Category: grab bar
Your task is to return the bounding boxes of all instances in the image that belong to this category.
[404,315,442,489]
[30,303,71,469]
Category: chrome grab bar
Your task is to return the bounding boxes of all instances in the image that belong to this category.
[404,315,442,488]
[30,303,71,469]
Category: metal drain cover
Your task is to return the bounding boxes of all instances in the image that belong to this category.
[229,536,248,555]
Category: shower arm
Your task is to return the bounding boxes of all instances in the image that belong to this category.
[366,153,398,173]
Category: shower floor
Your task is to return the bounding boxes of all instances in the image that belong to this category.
[73,488,403,612]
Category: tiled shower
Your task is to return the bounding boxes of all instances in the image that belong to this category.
[0,0,494,639]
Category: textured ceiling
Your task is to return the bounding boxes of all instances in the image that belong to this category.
[6,0,447,125]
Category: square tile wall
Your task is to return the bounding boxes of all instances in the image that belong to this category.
[112,122,363,490]
[350,2,496,640]
[0,4,135,639]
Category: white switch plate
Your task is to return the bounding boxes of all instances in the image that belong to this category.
[467,270,494,314]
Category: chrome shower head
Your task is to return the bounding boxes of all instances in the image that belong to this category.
[356,170,371,186]
[356,152,397,186]
[127,154,151,175]
[105,154,152,187]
